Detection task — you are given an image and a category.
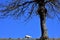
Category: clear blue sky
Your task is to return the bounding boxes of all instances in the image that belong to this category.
[0,0,60,38]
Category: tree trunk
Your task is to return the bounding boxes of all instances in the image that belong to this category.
[36,0,48,39]
[37,4,48,40]
[40,12,48,40]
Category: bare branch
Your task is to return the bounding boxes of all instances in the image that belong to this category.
[0,0,60,20]
[0,1,35,12]
[0,0,35,19]
[24,3,35,22]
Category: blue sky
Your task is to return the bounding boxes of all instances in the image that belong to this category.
[0,0,60,38]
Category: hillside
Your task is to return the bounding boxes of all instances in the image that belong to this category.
[0,38,60,40]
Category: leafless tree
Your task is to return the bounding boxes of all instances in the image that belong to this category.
[0,0,60,40]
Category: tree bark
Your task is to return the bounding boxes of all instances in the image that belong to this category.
[34,0,48,39]
[37,4,48,40]
[40,12,48,40]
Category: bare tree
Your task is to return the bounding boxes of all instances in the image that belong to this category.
[0,0,60,40]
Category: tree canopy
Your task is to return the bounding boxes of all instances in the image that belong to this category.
[0,0,60,20]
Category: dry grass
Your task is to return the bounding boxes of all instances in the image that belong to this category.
[0,38,60,40]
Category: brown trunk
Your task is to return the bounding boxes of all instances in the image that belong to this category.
[37,4,48,40]
[40,12,48,40]
[36,0,48,39]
